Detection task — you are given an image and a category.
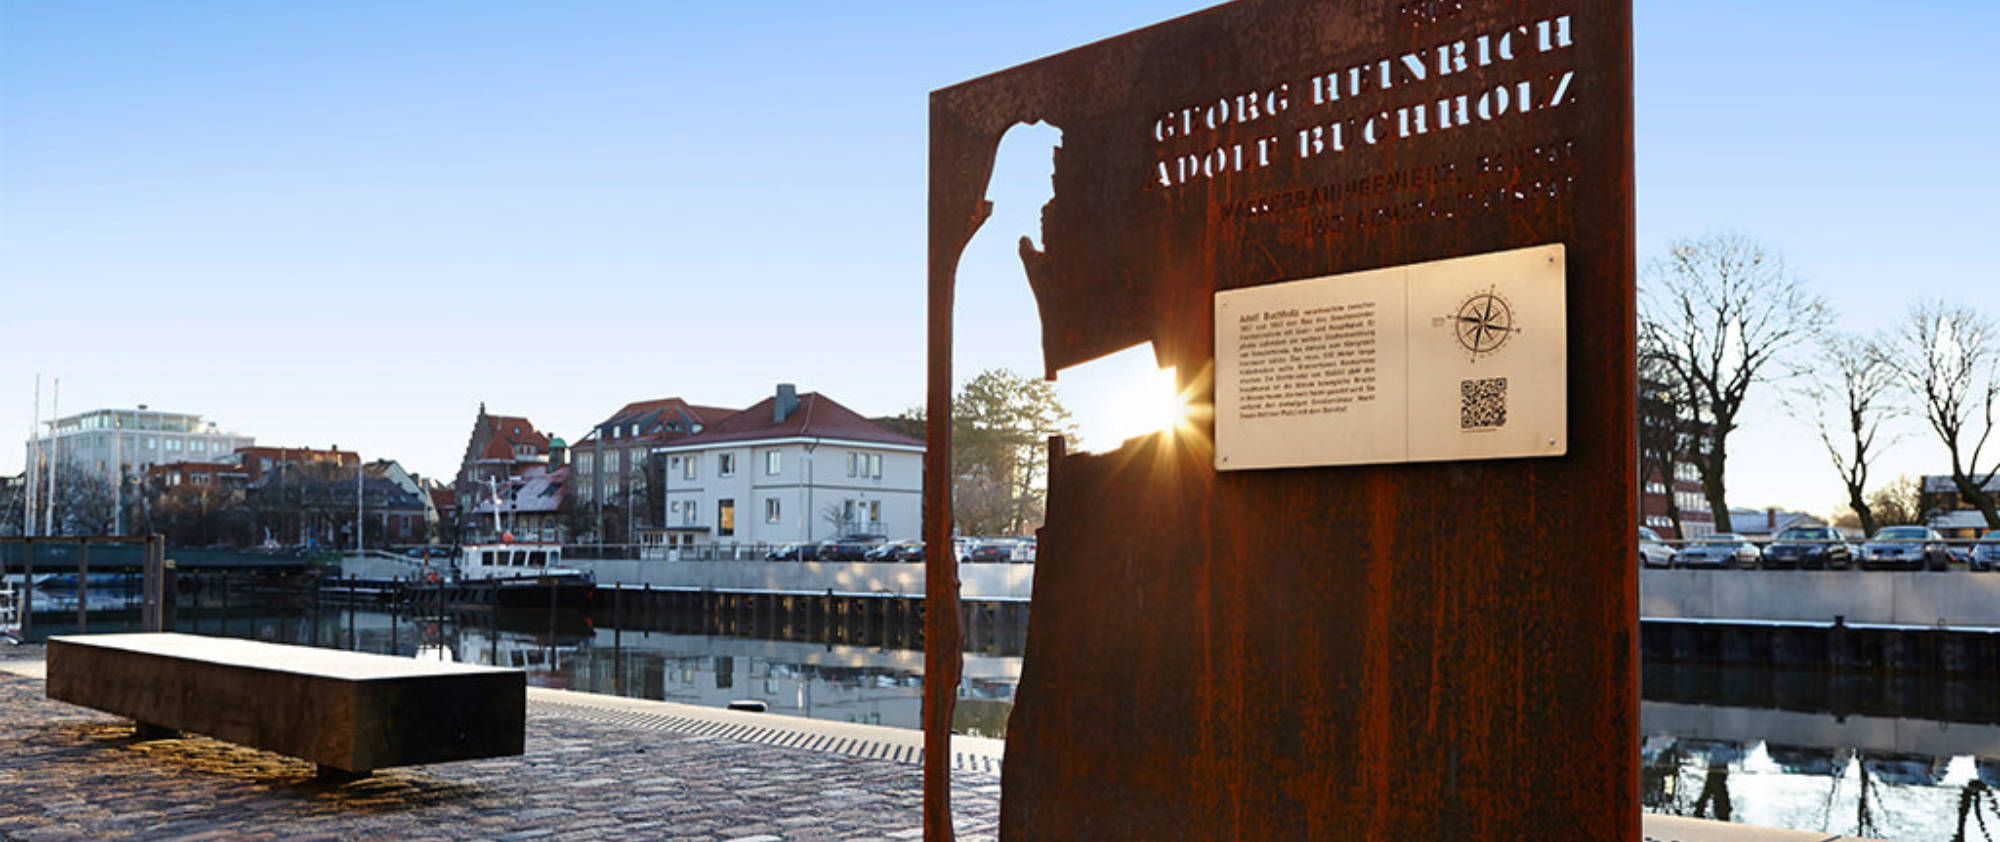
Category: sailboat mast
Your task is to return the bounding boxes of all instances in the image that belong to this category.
[44,378,58,537]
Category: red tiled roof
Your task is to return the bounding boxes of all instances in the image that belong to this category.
[577,397,740,446]
[671,393,923,448]
[480,415,548,461]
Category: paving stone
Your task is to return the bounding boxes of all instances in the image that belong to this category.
[0,666,1002,842]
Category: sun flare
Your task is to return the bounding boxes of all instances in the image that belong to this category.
[1055,343,1193,454]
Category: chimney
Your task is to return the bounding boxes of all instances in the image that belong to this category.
[1768,508,1777,529]
[775,383,799,424]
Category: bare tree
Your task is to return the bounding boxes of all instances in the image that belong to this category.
[1788,332,1901,536]
[1885,301,2000,530]
[1641,232,1832,533]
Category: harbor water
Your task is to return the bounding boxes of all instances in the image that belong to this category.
[9,577,1997,841]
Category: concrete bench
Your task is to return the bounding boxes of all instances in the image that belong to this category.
[47,632,525,777]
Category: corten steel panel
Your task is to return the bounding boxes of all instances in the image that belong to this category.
[927,1,1635,840]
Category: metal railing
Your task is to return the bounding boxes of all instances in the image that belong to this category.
[0,535,170,640]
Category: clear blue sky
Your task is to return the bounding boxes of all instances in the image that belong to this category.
[3,1,1995,515]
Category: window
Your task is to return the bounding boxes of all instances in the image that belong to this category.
[849,452,883,478]
[683,502,698,525]
[867,500,881,522]
[684,455,699,481]
[606,450,621,474]
[718,452,736,476]
[846,453,859,477]
[578,453,594,475]
[765,450,781,475]
[869,454,883,478]
[718,499,735,536]
[765,498,781,524]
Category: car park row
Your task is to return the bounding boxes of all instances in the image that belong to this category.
[1640,526,2000,571]
[761,538,1035,564]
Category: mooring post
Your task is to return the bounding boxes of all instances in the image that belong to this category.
[76,540,90,634]
[20,541,33,640]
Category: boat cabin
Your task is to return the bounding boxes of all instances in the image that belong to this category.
[459,543,566,581]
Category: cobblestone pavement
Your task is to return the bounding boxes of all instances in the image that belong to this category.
[0,647,999,842]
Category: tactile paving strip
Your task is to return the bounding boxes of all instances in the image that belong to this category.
[529,695,1002,774]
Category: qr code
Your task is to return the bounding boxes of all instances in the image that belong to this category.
[1461,378,1508,429]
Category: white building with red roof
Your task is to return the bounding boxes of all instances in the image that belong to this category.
[654,384,924,549]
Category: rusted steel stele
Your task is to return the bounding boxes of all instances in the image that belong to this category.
[929,1,1635,839]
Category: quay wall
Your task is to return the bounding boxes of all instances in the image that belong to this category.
[566,559,1034,602]
[1639,569,2000,628]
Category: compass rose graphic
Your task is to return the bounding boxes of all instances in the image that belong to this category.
[1451,287,1518,361]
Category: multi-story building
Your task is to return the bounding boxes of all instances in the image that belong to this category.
[225,446,358,482]
[569,397,737,545]
[364,460,436,548]
[655,385,924,551]
[1638,379,1714,540]
[451,405,552,540]
[1641,461,1714,539]
[146,461,250,490]
[23,407,254,484]
[465,465,569,544]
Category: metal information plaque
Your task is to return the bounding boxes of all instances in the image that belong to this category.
[1216,243,1567,469]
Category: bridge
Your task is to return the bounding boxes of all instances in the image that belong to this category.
[0,537,333,577]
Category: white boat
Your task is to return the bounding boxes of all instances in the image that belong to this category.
[0,581,21,643]
[416,540,596,611]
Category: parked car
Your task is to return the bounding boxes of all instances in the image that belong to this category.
[1974,530,2000,572]
[1671,534,1760,569]
[863,541,924,562]
[765,543,820,562]
[1760,526,1853,570]
[816,541,874,562]
[965,542,1015,563]
[1858,525,1950,571]
[1639,527,1675,568]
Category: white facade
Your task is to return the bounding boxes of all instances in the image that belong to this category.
[24,408,254,483]
[658,437,923,548]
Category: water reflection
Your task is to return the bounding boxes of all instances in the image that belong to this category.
[1644,662,2000,840]
[81,589,1028,737]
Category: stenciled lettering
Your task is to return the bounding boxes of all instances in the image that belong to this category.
[1151,13,1579,191]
